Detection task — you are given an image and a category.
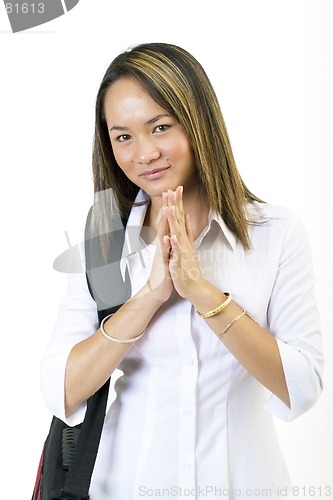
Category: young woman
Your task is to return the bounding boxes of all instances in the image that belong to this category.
[41,43,323,499]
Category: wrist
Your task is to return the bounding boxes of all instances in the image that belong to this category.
[185,277,211,303]
[188,279,228,313]
[135,282,170,307]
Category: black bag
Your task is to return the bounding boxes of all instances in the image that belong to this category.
[32,377,110,500]
[32,209,131,499]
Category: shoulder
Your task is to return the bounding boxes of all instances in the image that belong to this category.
[247,200,298,221]
[247,200,304,229]
[246,201,310,250]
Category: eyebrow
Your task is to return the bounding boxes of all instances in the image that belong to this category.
[109,113,171,132]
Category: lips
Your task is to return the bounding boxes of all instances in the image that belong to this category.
[140,166,171,179]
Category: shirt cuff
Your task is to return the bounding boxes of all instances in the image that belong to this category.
[264,338,322,421]
[40,343,87,426]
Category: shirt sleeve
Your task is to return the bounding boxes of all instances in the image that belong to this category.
[40,269,99,426]
[264,211,324,421]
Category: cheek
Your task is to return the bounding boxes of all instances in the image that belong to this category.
[111,144,131,173]
[175,139,195,167]
[170,131,193,158]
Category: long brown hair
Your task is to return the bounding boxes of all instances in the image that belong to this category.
[92,42,264,249]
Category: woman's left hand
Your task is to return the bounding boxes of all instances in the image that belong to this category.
[163,186,204,300]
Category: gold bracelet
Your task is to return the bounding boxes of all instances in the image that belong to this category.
[100,314,145,344]
[197,292,232,319]
[219,310,246,337]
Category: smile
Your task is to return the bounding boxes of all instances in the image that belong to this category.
[140,166,171,180]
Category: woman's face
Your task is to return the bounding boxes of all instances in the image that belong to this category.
[104,77,198,198]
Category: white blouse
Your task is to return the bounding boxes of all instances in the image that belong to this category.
[41,191,323,500]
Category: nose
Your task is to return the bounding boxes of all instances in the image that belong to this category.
[135,136,160,165]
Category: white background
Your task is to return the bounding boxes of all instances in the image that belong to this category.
[0,0,332,498]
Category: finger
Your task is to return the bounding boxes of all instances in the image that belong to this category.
[170,234,180,252]
[155,206,169,246]
[175,186,184,216]
[166,188,186,235]
[184,213,194,242]
[167,187,184,216]
[162,235,172,260]
[166,189,174,208]
[163,234,172,251]
[169,234,181,264]
[173,186,186,231]
[162,191,168,210]
[166,205,179,236]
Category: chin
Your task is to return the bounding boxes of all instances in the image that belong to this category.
[143,181,178,197]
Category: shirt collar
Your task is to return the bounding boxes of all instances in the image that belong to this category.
[208,210,237,250]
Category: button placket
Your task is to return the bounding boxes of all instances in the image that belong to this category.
[176,301,198,490]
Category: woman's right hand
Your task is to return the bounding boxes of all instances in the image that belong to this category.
[143,205,174,304]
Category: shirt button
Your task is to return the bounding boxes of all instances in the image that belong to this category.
[183,410,192,417]
[183,464,192,471]
[188,358,195,366]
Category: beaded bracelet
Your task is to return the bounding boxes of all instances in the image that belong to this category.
[100,314,145,344]
[197,292,232,319]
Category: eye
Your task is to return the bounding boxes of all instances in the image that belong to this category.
[154,124,171,133]
[116,134,131,142]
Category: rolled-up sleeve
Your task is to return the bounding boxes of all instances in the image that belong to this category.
[40,270,99,426]
[264,212,324,421]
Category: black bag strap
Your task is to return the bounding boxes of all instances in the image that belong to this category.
[62,207,130,498]
[85,207,132,316]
